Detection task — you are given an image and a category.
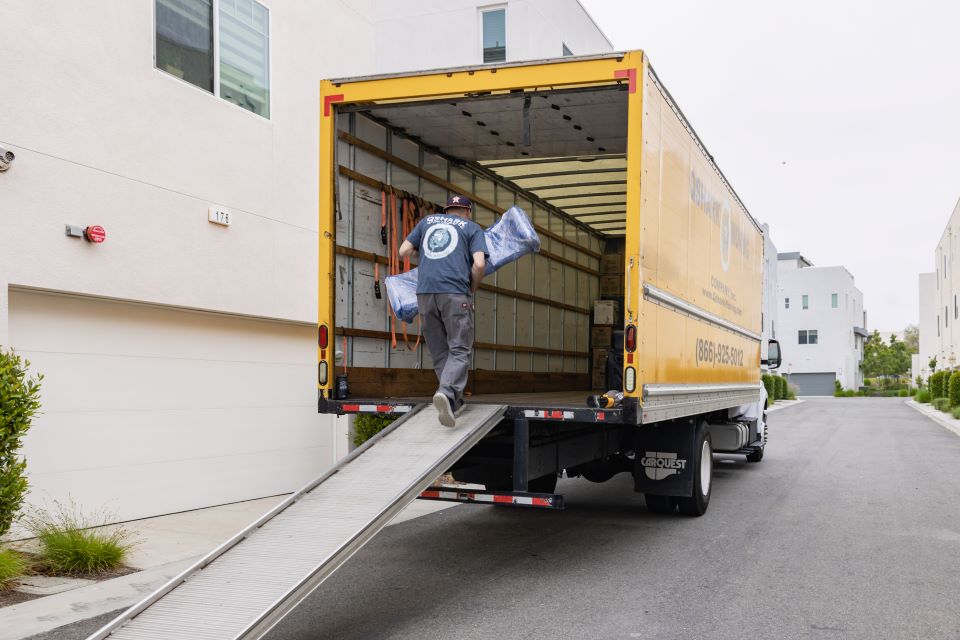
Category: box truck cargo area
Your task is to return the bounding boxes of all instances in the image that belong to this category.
[317,52,778,514]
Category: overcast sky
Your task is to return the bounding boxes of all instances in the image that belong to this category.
[580,0,960,331]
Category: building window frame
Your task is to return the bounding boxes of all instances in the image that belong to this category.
[784,297,790,309]
[153,0,272,119]
[798,329,819,345]
[802,294,809,310]
[831,293,838,308]
[480,5,507,64]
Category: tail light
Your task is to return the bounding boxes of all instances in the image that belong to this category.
[318,361,329,386]
[318,324,329,348]
[625,325,637,352]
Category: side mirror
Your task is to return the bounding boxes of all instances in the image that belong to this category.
[764,339,782,370]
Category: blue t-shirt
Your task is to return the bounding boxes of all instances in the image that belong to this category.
[405,214,489,294]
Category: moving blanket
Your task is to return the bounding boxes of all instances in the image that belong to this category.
[385,205,540,323]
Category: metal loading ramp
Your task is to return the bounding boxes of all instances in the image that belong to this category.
[89,403,506,640]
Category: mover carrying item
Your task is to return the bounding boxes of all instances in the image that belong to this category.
[385,205,540,322]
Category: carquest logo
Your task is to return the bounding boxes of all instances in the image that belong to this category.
[640,451,687,480]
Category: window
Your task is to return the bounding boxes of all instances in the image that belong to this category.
[155,0,270,118]
[798,329,818,345]
[802,294,809,309]
[155,0,214,92]
[562,42,573,56]
[831,293,838,308]
[481,7,506,63]
[784,297,790,309]
[219,0,270,118]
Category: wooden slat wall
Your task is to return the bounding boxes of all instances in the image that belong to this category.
[335,111,602,385]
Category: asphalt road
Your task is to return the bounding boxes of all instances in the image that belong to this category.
[34,398,960,640]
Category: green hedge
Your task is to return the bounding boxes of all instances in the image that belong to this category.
[352,414,398,447]
[761,374,775,401]
[949,372,960,407]
[0,348,43,538]
[775,376,787,400]
[916,389,932,403]
[932,397,951,412]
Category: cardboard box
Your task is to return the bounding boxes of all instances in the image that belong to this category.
[593,300,621,325]
[591,369,607,390]
[600,253,625,274]
[592,348,609,370]
[600,275,624,297]
[591,326,613,348]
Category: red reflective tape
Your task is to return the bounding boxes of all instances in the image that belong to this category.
[597,411,605,421]
[420,490,440,498]
[324,93,345,117]
[493,495,514,504]
[550,410,564,419]
[376,405,392,413]
[614,69,637,94]
[341,404,360,412]
[532,497,551,507]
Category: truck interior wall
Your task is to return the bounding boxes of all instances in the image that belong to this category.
[334,110,614,398]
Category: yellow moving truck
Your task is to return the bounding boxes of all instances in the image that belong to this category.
[317,51,781,515]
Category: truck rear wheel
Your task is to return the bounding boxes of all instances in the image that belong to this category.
[676,427,712,516]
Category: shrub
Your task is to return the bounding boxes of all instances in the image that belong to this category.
[952,406,960,420]
[776,376,787,400]
[0,547,28,589]
[897,389,909,397]
[933,371,949,399]
[949,372,960,407]
[353,413,398,447]
[0,348,43,538]
[761,374,775,401]
[916,390,931,403]
[932,397,951,412]
[786,383,798,400]
[25,501,133,575]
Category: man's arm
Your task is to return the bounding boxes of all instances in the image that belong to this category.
[399,239,417,259]
[470,251,486,293]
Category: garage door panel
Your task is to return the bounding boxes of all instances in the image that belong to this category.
[24,445,333,524]
[21,406,330,475]
[23,351,315,413]
[10,291,311,364]
[788,372,836,396]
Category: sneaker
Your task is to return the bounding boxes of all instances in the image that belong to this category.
[433,392,456,428]
[454,399,466,417]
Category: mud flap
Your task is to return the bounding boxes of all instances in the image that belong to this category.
[633,418,698,497]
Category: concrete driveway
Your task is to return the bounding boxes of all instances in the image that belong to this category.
[32,398,960,640]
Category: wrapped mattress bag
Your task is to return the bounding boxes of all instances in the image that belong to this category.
[385,205,540,322]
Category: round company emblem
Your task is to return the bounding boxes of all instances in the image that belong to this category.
[719,203,731,272]
[423,223,459,259]
[84,225,106,243]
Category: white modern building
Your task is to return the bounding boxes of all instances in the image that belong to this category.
[912,272,937,383]
[777,253,867,394]
[932,197,960,373]
[0,1,611,526]
[760,223,779,361]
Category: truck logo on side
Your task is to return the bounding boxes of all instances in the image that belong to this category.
[640,452,687,480]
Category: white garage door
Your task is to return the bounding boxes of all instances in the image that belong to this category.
[9,289,341,524]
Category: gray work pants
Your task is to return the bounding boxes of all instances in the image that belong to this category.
[417,293,474,405]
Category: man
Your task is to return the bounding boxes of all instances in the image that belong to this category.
[399,195,488,427]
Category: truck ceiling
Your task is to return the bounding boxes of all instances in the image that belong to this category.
[349,86,629,237]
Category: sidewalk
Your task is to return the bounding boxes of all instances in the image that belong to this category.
[905,399,960,439]
[2,495,456,640]
[767,399,803,413]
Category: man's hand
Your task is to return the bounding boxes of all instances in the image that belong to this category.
[470,251,486,293]
[399,239,416,259]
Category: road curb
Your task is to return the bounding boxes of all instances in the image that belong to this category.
[767,399,803,413]
[904,400,960,439]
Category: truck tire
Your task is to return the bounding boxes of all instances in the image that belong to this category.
[676,425,712,516]
[644,494,676,514]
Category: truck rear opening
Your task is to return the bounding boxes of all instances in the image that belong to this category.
[322,57,635,422]
[318,52,771,512]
